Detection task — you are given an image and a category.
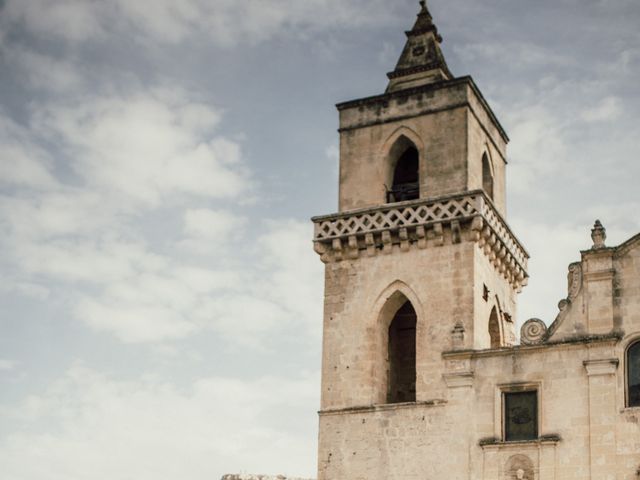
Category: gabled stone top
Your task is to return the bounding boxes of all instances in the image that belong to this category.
[386,1,453,93]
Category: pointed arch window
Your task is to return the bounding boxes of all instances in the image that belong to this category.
[489,306,501,349]
[628,341,640,407]
[386,136,420,203]
[482,152,494,200]
[387,301,417,403]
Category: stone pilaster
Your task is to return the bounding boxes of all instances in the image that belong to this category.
[583,358,619,480]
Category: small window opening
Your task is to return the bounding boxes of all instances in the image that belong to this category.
[483,284,490,302]
[628,341,640,407]
[388,147,419,203]
[489,306,501,348]
[387,301,417,404]
[482,153,494,200]
[504,391,538,441]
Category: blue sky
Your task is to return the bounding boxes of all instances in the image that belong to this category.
[0,0,639,478]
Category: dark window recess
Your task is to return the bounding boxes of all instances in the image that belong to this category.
[387,147,419,203]
[504,391,538,441]
[628,341,640,407]
[482,153,494,200]
[488,307,501,349]
[387,301,417,404]
[483,284,490,301]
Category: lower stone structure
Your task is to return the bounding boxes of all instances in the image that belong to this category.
[315,223,640,479]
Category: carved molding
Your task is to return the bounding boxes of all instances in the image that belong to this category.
[443,372,474,388]
[312,191,528,290]
[568,262,582,300]
[583,358,619,376]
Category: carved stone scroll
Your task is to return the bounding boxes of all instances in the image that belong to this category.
[521,318,547,345]
[568,262,582,300]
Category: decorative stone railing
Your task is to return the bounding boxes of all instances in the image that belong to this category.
[312,190,528,290]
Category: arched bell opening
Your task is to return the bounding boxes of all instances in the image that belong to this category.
[387,300,417,403]
[386,135,420,203]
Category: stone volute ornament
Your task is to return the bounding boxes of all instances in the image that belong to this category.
[591,219,607,249]
[521,318,547,345]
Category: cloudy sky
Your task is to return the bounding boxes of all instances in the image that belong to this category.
[0,0,639,478]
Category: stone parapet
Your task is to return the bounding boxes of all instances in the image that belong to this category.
[312,190,528,290]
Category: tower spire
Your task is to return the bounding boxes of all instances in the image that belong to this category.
[386,1,452,93]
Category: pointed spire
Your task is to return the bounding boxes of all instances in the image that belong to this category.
[411,1,440,40]
[386,1,452,93]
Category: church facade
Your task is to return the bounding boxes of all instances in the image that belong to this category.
[311,3,640,479]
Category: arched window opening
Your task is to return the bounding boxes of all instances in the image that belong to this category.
[482,152,494,200]
[386,136,420,203]
[387,301,417,403]
[489,306,501,349]
[628,341,640,407]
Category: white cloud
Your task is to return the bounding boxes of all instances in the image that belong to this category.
[0,79,324,348]
[182,208,247,250]
[325,144,339,175]
[3,46,84,93]
[32,91,247,207]
[0,280,50,300]
[4,0,402,47]
[581,96,623,123]
[0,365,319,480]
[0,115,58,190]
[0,359,16,371]
[453,41,572,72]
[506,106,569,194]
[3,0,107,42]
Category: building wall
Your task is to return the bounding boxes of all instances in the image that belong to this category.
[317,236,640,480]
[320,238,476,410]
[336,80,507,215]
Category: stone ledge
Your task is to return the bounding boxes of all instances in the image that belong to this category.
[334,75,509,143]
[443,371,474,388]
[479,434,561,448]
[319,399,447,416]
[442,332,623,359]
[584,358,619,376]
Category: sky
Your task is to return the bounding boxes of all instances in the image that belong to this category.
[0,0,639,479]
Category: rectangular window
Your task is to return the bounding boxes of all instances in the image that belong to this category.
[504,391,538,441]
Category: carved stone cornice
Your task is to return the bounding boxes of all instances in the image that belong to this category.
[312,190,529,291]
[443,371,474,388]
[583,358,619,376]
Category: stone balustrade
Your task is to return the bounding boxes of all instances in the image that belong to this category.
[312,190,528,290]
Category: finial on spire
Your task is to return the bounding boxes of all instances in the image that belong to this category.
[591,220,607,249]
[418,0,430,16]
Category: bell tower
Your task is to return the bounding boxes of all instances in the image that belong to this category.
[312,2,529,479]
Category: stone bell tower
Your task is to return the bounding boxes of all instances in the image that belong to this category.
[312,2,529,479]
